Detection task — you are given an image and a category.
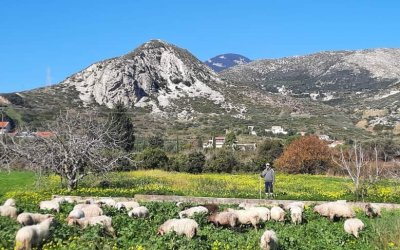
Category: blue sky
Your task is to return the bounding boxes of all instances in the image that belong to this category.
[1,0,399,93]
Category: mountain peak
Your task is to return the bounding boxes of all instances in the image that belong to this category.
[205,53,251,72]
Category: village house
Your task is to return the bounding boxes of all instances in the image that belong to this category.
[265,126,288,135]
[248,126,257,136]
[203,136,226,149]
[0,121,11,134]
[318,134,333,142]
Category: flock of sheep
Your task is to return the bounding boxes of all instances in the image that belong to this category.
[0,196,382,250]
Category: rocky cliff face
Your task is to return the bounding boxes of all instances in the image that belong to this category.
[205,53,251,72]
[62,40,227,116]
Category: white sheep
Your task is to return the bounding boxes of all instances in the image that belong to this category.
[158,218,199,238]
[69,215,115,237]
[66,209,85,224]
[289,206,302,224]
[51,197,66,204]
[17,213,54,226]
[242,206,271,222]
[128,206,149,218]
[260,229,278,250]
[285,201,305,212]
[179,206,209,218]
[80,204,103,218]
[270,206,286,222]
[115,201,140,210]
[15,218,53,250]
[315,202,355,220]
[0,205,18,219]
[344,218,365,238]
[3,198,16,207]
[39,200,60,213]
[226,208,261,229]
[208,211,238,228]
[96,198,116,207]
[364,203,381,218]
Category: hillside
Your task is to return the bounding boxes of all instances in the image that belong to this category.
[205,53,251,72]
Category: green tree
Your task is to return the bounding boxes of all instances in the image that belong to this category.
[224,132,237,148]
[109,101,135,151]
[185,152,206,174]
[136,148,168,170]
[253,139,283,170]
[148,134,164,149]
[206,150,238,173]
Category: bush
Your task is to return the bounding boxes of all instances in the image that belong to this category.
[136,148,168,170]
[184,152,206,174]
[275,135,333,174]
[168,154,188,172]
[205,150,238,173]
[252,139,283,170]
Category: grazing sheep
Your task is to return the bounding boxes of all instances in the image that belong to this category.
[96,198,116,207]
[128,206,149,218]
[364,203,381,218]
[260,229,278,250]
[3,198,16,207]
[208,211,238,228]
[69,215,115,237]
[327,203,355,220]
[64,197,77,204]
[66,209,85,224]
[238,202,255,209]
[51,197,66,204]
[115,201,140,210]
[241,205,271,222]
[289,206,302,224]
[80,204,103,218]
[179,206,209,218]
[158,218,199,238]
[17,213,54,226]
[39,200,60,213]
[285,201,305,212]
[226,208,261,229]
[0,205,18,219]
[201,204,219,214]
[313,203,331,217]
[270,206,286,222]
[344,218,365,238]
[15,218,53,250]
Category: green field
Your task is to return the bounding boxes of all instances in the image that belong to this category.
[1,171,400,249]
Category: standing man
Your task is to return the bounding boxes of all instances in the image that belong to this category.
[260,162,275,198]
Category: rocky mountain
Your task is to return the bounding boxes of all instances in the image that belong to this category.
[205,53,251,72]
[59,39,236,118]
[221,48,400,132]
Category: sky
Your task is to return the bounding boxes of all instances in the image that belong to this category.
[1,0,399,93]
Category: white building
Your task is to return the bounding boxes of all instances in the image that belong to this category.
[318,135,332,142]
[265,126,288,135]
[203,136,226,149]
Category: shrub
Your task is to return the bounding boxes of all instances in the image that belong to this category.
[205,150,238,173]
[184,152,206,174]
[275,135,333,174]
[168,154,188,172]
[136,148,168,170]
[252,139,283,171]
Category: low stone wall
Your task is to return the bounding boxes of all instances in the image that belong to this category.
[52,194,400,210]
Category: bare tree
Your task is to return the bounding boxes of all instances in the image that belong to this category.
[0,111,133,190]
[333,142,382,200]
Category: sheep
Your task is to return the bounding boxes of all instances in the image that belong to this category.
[39,200,60,213]
[314,202,355,220]
[260,229,278,250]
[201,204,219,214]
[289,206,302,224]
[17,213,54,226]
[285,201,305,212]
[66,209,85,224]
[238,202,255,209]
[0,205,18,219]
[68,215,115,237]
[179,206,209,218]
[364,203,381,218]
[128,206,149,218]
[51,197,66,204]
[157,218,199,238]
[3,198,16,207]
[270,206,286,222]
[80,204,103,218]
[96,198,116,207]
[208,211,238,228]
[114,201,140,210]
[241,205,271,222]
[344,218,365,238]
[15,217,53,250]
[226,208,261,229]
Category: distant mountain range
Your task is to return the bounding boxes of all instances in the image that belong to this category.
[205,53,251,72]
[1,41,399,138]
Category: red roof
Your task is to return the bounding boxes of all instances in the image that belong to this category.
[34,131,55,137]
[215,136,225,140]
[0,121,9,128]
